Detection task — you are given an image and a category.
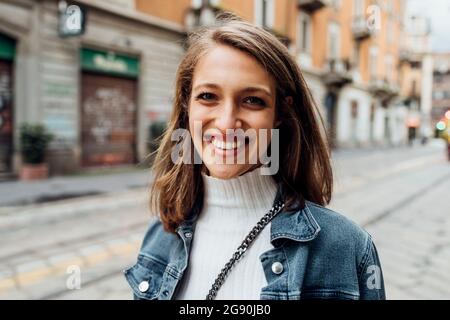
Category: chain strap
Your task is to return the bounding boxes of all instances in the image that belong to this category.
[205,200,285,300]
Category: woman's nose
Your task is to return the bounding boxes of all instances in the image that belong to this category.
[214,101,242,130]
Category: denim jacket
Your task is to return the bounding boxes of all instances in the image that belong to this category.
[124,195,386,300]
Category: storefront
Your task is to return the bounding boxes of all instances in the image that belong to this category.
[0,0,185,176]
[80,48,139,167]
[0,33,15,174]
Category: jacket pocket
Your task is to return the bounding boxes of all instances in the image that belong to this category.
[124,254,166,300]
[300,288,360,300]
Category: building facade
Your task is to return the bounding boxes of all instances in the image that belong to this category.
[399,14,434,143]
[295,0,407,148]
[0,0,186,177]
[431,53,450,137]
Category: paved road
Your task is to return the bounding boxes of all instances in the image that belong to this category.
[0,140,448,299]
[331,139,450,299]
[0,188,149,299]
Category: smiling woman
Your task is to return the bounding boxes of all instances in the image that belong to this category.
[124,13,385,301]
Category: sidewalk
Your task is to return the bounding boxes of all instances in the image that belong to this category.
[0,167,152,208]
[332,138,445,159]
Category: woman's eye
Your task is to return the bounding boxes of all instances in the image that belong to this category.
[196,92,217,101]
[243,96,266,107]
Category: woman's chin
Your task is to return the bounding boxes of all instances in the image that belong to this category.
[203,163,250,180]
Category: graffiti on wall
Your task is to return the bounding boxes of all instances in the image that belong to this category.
[83,87,135,145]
[80,72,137,167]
[0,71,12,133]
[0,61,13,172]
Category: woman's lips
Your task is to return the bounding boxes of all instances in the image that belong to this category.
[204,135,249,157]
[211,136,243,150]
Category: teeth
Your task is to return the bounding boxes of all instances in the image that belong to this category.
[211,137,243,150]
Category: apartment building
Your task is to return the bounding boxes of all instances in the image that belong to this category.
[432,53,450,137]
[295,0,410,147]
[399,14,433,142]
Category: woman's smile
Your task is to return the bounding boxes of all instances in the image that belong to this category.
[203,133,249,158]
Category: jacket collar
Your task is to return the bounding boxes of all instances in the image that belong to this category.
[176,184,321,244]
[270,200,321,244]
[270,183,321,244]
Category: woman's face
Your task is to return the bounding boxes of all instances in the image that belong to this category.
[188,44,277,179]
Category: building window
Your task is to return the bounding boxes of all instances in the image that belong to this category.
[328,22,340,60]
[385,0,393,14]
[332,0,341,10]
[192,0,220,8]
[387,19,394,43]
[433,91,444,100]
[353,44,360,69]
[351,100,358,118]
[369,46,378,81]
[385,54,393,84]
[411,79,417,96]
[353,0,364,16]
[411,61,421,69]
[255,0,274,29]
[192,0,202,9]
[297,12,312,54]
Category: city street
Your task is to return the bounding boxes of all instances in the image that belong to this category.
[0,140,449,300]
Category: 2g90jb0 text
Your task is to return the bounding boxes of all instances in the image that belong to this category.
[223,304,270,317]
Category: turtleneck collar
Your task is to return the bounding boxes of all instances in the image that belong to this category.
[201,167,278,213]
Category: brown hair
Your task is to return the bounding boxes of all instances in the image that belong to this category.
[150,13,333,233]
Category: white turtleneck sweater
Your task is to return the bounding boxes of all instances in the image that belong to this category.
[175,167,278,300]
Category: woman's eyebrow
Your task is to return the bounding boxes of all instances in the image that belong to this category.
[193,83,272,97]
[241,86,273,98]
[193,83,220,91]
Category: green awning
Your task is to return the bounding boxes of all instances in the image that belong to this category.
[0,34,16,61]
[80,48,139,78]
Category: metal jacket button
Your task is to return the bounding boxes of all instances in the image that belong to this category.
[271,262,284,275]
[138,280,149,292]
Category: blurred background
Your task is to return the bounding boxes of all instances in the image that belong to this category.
[0,0,449,300]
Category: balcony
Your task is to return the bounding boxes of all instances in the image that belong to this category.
[407,87,421,100]
[298,0,329,13]
[322,59,353,88]
[184,3,222,30]
[399,50,423,64]
[352,16,372,41]
[369,79,399,101]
